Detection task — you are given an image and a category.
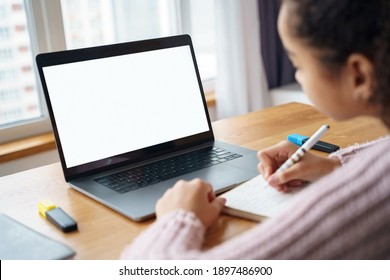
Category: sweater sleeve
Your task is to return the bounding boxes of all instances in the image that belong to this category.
[329,136,389,165]
[120,210,205,259]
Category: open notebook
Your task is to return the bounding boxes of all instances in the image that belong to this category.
[219,175,301,222]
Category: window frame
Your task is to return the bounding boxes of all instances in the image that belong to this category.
[0,0,64,144]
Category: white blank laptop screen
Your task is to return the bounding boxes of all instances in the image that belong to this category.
[43,46,209,168]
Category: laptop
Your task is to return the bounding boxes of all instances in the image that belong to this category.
[36,34,259,221]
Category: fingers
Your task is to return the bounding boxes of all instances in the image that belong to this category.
[191,179,225,213]
[257,141,298,180]
[259,142,306,191]
[211,196,226,212]
[257,151,274,179]
[267,156,328,193]
[268,161,305,184]
[156,178,224,228]
[194,179,223,210]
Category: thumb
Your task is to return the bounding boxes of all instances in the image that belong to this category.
[211,197,226,213]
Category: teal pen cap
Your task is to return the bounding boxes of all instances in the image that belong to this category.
[288,133,340,153]
[287,134,307,146]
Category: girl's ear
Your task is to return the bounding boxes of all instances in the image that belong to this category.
[346,54,375,102]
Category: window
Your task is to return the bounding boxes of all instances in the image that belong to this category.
[59,0,216,80]
[0,0,216,143]
[0,0,43,130]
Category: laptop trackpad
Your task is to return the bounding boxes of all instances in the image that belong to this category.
[164,164,258,194]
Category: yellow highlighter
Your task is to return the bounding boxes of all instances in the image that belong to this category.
[38,199,57,218]
[38,199,78,233]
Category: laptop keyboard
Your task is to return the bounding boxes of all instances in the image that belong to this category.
[94,147,243,194]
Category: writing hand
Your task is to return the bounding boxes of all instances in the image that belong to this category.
[257,140,341,192]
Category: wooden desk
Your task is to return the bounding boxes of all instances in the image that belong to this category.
[1,102,388,259]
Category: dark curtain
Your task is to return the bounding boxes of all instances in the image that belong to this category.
[258,0,295,89]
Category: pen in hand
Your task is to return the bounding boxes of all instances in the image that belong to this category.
[266,124,330,187]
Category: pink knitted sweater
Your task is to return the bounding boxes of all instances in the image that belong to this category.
[121,136,390,259]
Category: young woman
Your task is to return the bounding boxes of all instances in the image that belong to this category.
[121,0,390,259]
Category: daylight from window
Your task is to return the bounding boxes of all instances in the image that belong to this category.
[0,0,41,127]
[60,0,216,80]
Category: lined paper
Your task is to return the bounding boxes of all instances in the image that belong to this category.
[220,175,300,218]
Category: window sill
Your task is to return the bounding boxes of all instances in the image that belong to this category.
[0,93,216,164]
[0,133,56,164]
[206,92,216,107]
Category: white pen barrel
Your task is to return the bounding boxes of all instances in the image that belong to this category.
[301,124,330,151]
[277,148,305,172]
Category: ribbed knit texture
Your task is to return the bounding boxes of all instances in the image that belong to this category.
[121,136,390,259]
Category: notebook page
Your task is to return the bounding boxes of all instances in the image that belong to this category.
[221,175,300,218]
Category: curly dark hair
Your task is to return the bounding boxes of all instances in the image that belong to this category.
[282,0,390,127]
